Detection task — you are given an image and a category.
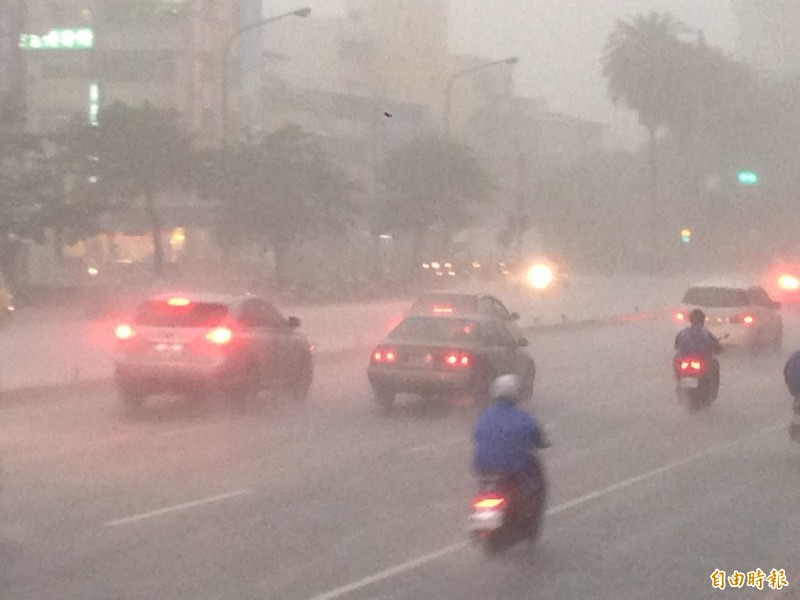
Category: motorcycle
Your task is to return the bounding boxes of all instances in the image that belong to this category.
[674,335,727,412]
[673,354,718,411]
[467,446,548,555]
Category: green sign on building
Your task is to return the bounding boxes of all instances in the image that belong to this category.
[19,28,94,51]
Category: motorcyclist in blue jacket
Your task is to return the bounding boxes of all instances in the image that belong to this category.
[675,308,723,398]
[473,374,549,500]
[783,350,800,441]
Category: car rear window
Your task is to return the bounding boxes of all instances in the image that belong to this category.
[134,301,229,328]
[388,316,481,343]
[682,287,749,308]
[410,295,479,315]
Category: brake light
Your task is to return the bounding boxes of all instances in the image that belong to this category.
[206,326,233,345]
[167,297,191,307]
[732,313,756,325]
[433,305,453,314]
[115,324,135,340]
[443,351,471,367]
[676,356,707,376]
[675,311,685,322]
[372,347,397,363]
[473,496,506,510]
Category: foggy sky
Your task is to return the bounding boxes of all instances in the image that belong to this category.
[267,0,739,149]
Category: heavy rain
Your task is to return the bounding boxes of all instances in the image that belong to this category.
[0,1,798,598]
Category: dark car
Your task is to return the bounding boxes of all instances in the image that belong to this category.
[367,314,535,413]
[408,292,526,343]
[113,293,313,411]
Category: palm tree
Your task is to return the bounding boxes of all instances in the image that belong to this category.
[602,12,692,208]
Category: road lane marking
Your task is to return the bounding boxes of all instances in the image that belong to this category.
[304,542,468,600]
[105,489,250,527]
[304,423,784,600]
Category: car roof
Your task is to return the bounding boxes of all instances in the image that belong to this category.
[400,312,496,323]
[414,291,480,300]
[148,292,254,306]
[687,280,761,291]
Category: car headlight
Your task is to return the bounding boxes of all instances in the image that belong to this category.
[777,274,800,291]
[526,264,555,290]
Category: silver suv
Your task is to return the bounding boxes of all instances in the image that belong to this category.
[113,293,313,411]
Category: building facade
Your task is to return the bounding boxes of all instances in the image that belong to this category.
[21,0,237,146]
[0,0,26,127]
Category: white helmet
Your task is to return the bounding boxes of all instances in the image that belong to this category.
[490,373,523,403]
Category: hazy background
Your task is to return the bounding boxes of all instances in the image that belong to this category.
[267,0,739,149]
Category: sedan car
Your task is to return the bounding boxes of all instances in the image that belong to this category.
[367,313,535,413]
[113,293,313,411]
[408,292,526,344]
[675,283,782,352]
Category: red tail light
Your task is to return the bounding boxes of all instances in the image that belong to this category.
[473,495,506,510]
[372,347,397,363]
[443,351,472,367]
[675,311,686,323]
[115,323,136,341]
[206,326,233,345]
[676,356,707,376]
[732,313,756,325]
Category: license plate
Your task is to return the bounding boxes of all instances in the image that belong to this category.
[679,378,699,389]
[407,355,432,368]
[154,343,184,354]
[467,510,504,532]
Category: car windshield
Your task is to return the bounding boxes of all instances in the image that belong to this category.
[388,316,481,343]
[133,301,229,328]
[682,287,749,308]
[409,295,479,315]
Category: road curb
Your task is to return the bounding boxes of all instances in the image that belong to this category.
[0,309,667,405]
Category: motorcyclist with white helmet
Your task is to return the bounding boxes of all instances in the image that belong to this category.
[472,374,549,501]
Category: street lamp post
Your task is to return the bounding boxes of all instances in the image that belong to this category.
[220,7,311,146]
[443,56,519,140]
[441,56,519,250]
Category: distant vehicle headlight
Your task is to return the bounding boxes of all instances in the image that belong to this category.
[526,264,555,290]
[778,274,800,291]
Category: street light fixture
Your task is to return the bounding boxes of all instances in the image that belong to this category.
[220,7,312,145]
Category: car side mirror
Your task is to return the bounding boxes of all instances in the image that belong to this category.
[518,337,529,348]
[509,312,520,321]
[287,316,301,329]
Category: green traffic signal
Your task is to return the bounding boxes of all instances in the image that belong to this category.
[737,170,759,186]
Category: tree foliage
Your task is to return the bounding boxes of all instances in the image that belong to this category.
[375,135,495,271]
[198,124,358,283]
[75,102,194,275]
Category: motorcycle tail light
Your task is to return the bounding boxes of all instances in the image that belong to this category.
[473,495,506,510]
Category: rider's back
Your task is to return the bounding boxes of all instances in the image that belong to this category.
[675,325,716,356]
[473,401,540,474]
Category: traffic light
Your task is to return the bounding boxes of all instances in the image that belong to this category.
[681,228,692,244]
[737,170,759,186]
